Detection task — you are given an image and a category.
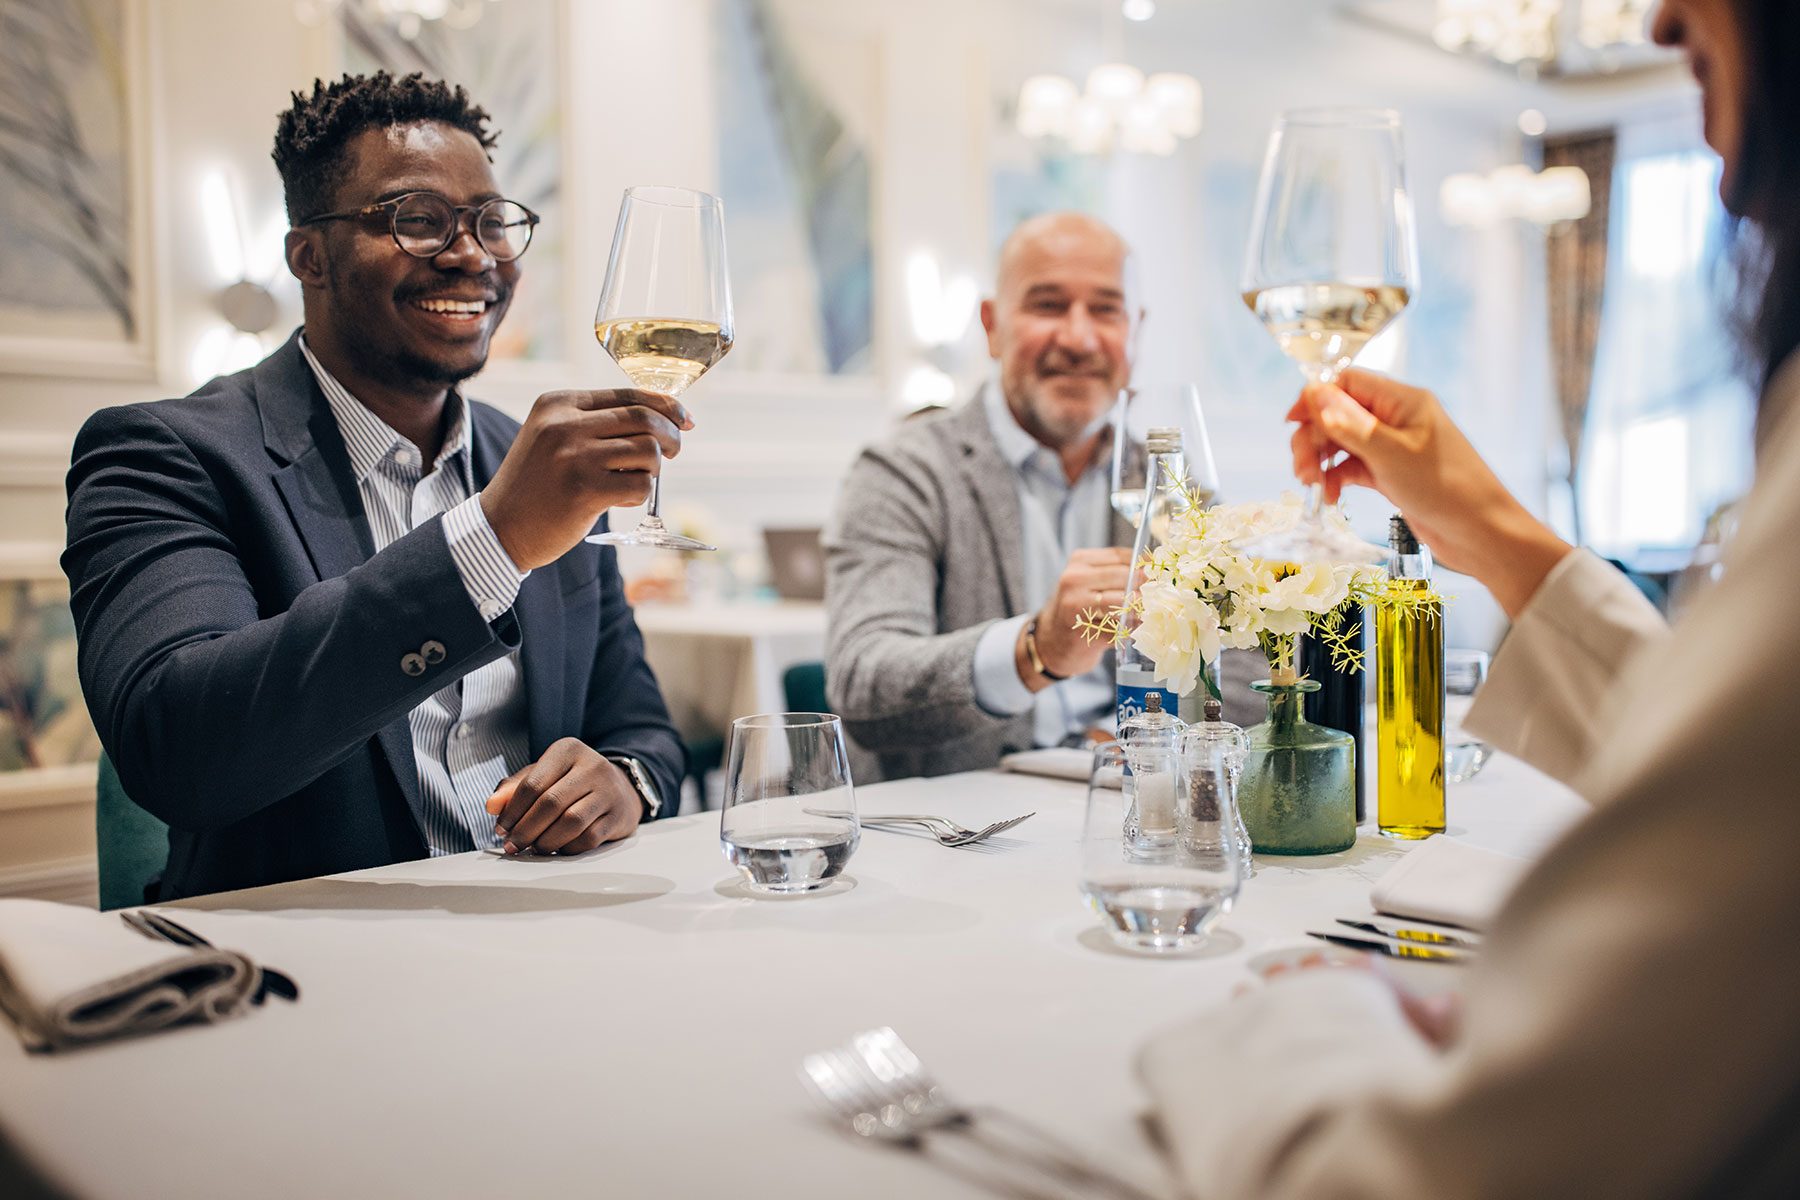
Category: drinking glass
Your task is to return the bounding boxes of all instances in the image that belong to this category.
[1444,648,1492,783]
[1110,383,1222,529]
[1239,108,1418,564]
[1081,742,1241,952]
[591,186,734,551]
[720,713,858,893]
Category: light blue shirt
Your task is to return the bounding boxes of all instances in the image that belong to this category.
[301,336,530,854]
[970,382,1116,747]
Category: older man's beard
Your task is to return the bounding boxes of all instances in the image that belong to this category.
[1014,351,1117,446]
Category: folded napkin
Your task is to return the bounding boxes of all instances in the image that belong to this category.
[1369,837,1532,932]
[0,899,258,1052]
[997,747,1096,782]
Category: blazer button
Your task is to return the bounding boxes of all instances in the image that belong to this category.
[400,652,428,677]
[421,639,447,665]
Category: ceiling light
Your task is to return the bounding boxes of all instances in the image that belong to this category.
[1121,0,1156,21]
[1518,108,1548,136]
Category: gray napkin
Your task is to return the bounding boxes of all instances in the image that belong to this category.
[0,899,257,1052]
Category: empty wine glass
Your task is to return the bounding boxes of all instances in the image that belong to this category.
[1081,742,1241,952]
[1110,384,1222,528]
[591,186,734,551]
[1239,108,1418,564]
[720,713,858,894]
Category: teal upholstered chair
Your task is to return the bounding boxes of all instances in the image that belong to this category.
[95,752,169,911]
[782,661,830,715]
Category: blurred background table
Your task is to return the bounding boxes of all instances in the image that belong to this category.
[634,601,829,809]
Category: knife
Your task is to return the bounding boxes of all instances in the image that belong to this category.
[1307,931,1472,963]
[1336,918,1482,950]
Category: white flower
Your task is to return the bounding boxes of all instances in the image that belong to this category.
[1130,580,1222,694]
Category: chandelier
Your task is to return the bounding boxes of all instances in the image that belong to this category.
[294,0,498,41]
[1434,0,1654,66]
[1440,164,1591,228]
[1016,67,1201,156]
[1014,0,1201,157]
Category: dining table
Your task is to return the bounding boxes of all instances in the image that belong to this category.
[0,754,1584,1200]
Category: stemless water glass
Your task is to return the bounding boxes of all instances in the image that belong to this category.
[1081,742,1241,952]
[720,713,858,894]
[1445,648,1492,783]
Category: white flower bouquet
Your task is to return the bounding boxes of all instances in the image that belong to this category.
[1080,492,1404,696]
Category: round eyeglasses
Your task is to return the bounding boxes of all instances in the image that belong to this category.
[300,191,540,261]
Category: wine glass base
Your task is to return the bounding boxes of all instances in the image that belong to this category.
[585,528,716,552]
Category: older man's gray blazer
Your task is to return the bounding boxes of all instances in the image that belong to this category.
[824,397,1117,780]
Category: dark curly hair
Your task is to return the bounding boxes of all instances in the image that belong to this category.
[272,71,499,224]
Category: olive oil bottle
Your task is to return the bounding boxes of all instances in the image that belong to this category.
[1375,516,1445,839]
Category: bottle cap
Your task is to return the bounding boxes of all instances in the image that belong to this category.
[1146,427,1182,454]
[1388,514,1420,554]
[1145,692,1163,713]
[1203,698,1222,722]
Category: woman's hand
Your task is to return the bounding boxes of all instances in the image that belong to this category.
[1288,367,1573,618]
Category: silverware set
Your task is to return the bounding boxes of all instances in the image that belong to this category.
[120,910,301,1003]
[801,1026,1161,1200]
[1306,917,1482,963]
[833,811,1035,847]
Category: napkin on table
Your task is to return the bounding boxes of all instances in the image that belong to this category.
[1368,837,1532,932]
[0,899,258,1052]
[997,747,1095,782]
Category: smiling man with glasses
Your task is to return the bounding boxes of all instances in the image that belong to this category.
[62,72,686,900]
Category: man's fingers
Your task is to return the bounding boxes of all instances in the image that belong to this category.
[502,781,590,853]
[570,405,684,459]
[566,388,693,429]
[484,766,530,817]
[529,791,608,854]
[493,742,581,833]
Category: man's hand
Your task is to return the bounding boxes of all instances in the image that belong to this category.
[481,389,694,571]
[483,738,645,856]
[1017,547,1132,688]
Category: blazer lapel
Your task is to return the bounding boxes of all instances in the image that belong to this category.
[256,332,423,829]
[949,394,1027,614]
[470,408,564,755]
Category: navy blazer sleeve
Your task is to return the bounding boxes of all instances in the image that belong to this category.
[65,403,510,829]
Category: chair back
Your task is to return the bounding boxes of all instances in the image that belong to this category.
[782,661,830,715]
[95,753,169,910]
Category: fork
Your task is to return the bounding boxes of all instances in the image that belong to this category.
[810,810,1033,847]
[801,1027,1162,1200]
[120,911,300,1004]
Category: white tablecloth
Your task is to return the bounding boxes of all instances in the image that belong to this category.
[0,757,1583,1200]
[634,601,827,743]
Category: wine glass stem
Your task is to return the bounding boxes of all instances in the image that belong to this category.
[644,470,665,526]
[1301,362,1338,525]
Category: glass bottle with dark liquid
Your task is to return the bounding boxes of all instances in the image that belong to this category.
[1301,601,1366,822]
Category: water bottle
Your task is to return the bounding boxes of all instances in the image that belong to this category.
[1116,428,1194,726]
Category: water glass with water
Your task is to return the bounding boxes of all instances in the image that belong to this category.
[720,713,858,893]
[1081,742,1242,952]
[1445,648,1492,783]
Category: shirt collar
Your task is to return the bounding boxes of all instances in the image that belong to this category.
[980,373,1111,482]
[298,334,469,483]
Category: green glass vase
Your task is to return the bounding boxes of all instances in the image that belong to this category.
[1238,679,1356,855]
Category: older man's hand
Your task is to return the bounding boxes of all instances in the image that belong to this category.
[484,738,644,856]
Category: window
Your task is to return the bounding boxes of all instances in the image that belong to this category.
[1581,142,1755,564]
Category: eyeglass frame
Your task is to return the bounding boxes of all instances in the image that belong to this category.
[297,191,541,262]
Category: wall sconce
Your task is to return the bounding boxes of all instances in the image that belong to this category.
[193,170,282,383]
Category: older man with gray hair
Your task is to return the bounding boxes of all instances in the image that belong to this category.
[824,212,1144,780]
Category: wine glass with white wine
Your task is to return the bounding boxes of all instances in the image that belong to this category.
[1239,108,1418,563]
[590,186,734,551]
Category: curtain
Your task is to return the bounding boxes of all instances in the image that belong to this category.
[1543,130,1617,545]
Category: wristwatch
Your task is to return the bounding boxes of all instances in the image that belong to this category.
[1022,616,1068,681]
[605,755,662,820]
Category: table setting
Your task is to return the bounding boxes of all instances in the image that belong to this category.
[0,727,1582,1199]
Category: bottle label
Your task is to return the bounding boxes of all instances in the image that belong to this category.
[1117,683,1177,728]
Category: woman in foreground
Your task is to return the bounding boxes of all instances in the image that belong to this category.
[1138,1,1800,1195]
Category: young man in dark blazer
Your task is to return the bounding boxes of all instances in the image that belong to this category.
[63,73,687,900]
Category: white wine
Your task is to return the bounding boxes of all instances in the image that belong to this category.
[594,317,732,397]
[1242,282,1409,376]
